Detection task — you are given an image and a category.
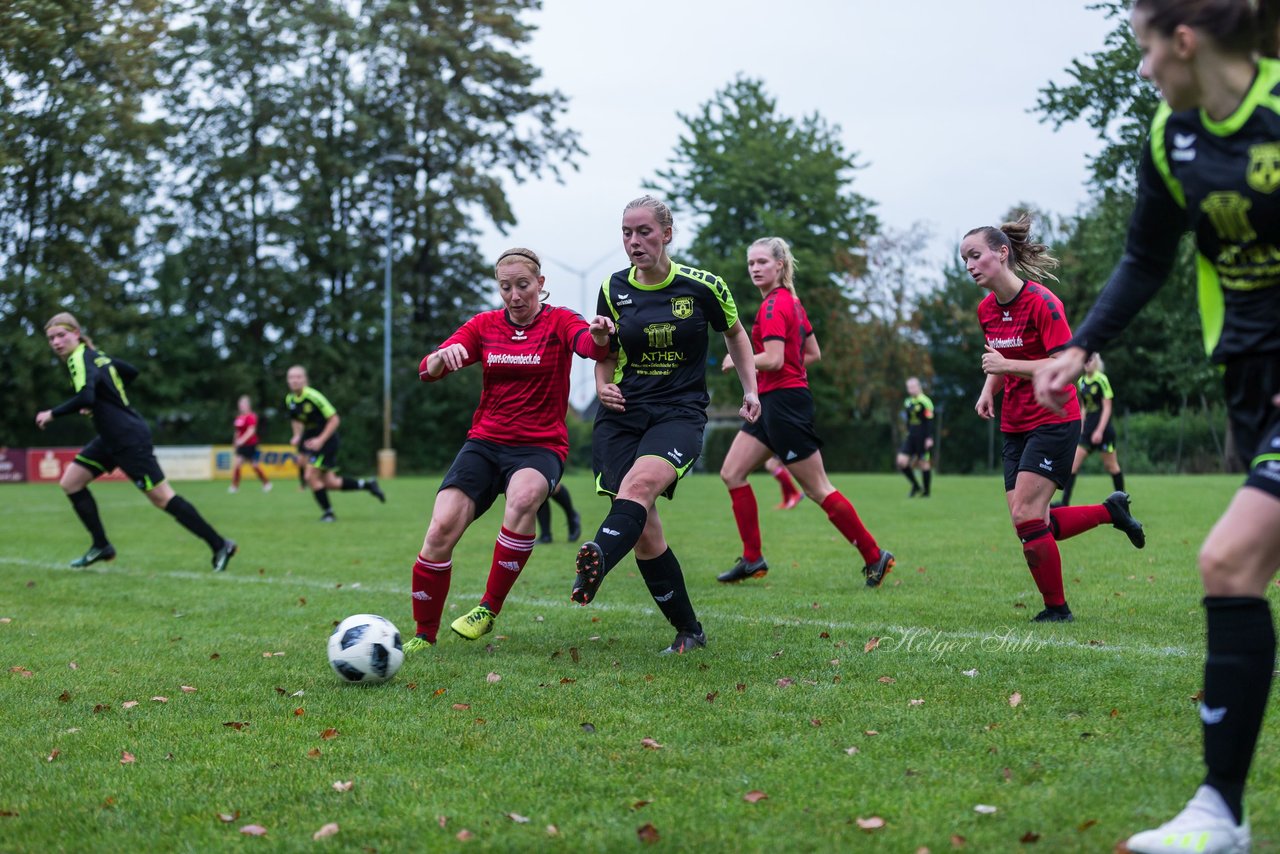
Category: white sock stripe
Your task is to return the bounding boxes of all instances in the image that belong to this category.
[497,533,535,552]
[415,557,452,572]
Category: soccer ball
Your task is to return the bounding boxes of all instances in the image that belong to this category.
[327,614,404,684]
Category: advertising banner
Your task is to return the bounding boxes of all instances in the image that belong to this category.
[155,446,214,481]
[26,448,128,484]
[0,448,27,483]
[212,444,303,481]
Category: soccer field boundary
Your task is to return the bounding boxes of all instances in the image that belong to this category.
[1,555,1196,660]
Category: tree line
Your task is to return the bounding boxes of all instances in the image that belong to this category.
[0,1,1222,473]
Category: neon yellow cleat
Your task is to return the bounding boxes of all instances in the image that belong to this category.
[450,605,496,640]
[403,635,435,655]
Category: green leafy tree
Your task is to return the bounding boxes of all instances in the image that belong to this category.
[0,0,168,446]
[650,76,878,438]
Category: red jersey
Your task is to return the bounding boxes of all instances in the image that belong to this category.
[977,280,1081,433]
[233,412,258,446]
[751,287,813,394]
[420,305,607,460]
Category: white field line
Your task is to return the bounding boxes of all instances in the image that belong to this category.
[0,555,1196,659]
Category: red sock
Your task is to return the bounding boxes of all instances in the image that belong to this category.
[232,466,242,488]
[482,527,535,615]
[1016,521,1065,607]
[254,465,269,485]
[729,485,763,561]
[1049,504,1111,540]
[773,466,799,501]
[411,555,452,642]
[820,491,879,565]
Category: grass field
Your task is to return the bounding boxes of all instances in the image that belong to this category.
[1,472,1276,852]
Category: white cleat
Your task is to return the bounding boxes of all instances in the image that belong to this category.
[227,485,238,494]
[1125,786,1250,854]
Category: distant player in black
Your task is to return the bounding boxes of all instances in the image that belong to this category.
[571,195,761,654]
[35,312,237,571]
[1055,354,1125,506]
[895,377,935,497]
[1036,5,1280,850]
[535,482,581,544]
[285,365,385,522]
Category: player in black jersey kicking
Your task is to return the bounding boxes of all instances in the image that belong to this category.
[1055,354,1126,506]
[35,312,237,572]
[285,365,385,521]
[572,195,760,655]
[1037,4,1280,850]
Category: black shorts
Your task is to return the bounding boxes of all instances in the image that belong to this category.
[74,436,167,492]
[1224,352,1280,500]
[1078,414,1117,453]
[302,433,341,472]
[898,430,931,461]
[234,443,261,462]
[593,402,705,499]
[1001,420,1080,492]
[439,439,563,518]
[741,387,822,464]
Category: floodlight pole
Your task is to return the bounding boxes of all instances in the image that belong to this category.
[376,153,417,479]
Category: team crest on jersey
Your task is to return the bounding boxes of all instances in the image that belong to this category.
[670,296,694,319]
[1246,143,1280,193]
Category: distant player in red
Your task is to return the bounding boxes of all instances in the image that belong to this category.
[717,236,894,587]
[230,395,270,493]
[763,456,803,509]
[404,248,614,652]
[966,214,1145,622]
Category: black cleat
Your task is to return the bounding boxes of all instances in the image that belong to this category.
[571,542,604,605]
[367,479,386,503]
[660,629,707,655]
[320,511,336,523]
[1103,491,1145,549]
[863,550,895,588]
[717,556,769,583]
[537,532,553,545]
[70,544,116,568]
[908,485,922,498]
[212,539,238,572]
[567,511,582,542]
[1032,606,1074,623]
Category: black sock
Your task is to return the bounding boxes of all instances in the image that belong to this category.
[340,476,363,491]
[636,548,700,633]
[900,466,920,488]
[551,484,576,516]
[68,490,109,548]
[165,495,225,551]
[594,498,647,573]
[1112,471,1125,492]
[922,470,932,494]
[314,488,332,511]
[1202,596,1275,824]
[1060,474,1076,506]
[536,501,552,539]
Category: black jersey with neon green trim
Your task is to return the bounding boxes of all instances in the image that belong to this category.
[49,343,149,448]
[1071,58,1280,364]
[596,262,738,409]
[286,386,338,438]
[1077,371,1114,414]
[902,393,934,434]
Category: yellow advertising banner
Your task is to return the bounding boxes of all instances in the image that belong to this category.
[212,444,303,481]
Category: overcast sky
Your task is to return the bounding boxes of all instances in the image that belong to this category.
[472,1,1124,405]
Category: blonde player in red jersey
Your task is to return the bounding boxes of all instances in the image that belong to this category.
[229,395,271,493]
[404,248,614,651]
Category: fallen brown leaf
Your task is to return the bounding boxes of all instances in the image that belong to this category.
[58,691,71,703]
[455,829,473,841]
[151,696,168,703]
[909,699,925,706]
[637,823,660,844]
[217,811,240,823]
[640,737,663,750]
[46,749,60,762]
[743,790,768,804]
[632,800,651,810]
[1020,831,1040,843]
[1077,819,1098,832]
[864,637,881,653]
[452,704,471,711]
[312,822,338,840]
[332,781,353,792]
[819,631,830,639]
[864,730,879,736]
[1190,690,1205,702]
[580,722,596,733]
[432,687,447,696]
[437,816,447,828]
[844,746,860,755]
[856,816,886,831]
[120,751,135,764]
[180,686,197,693]
[546,824,559,836]
[810,718,822,727]
[705,691,718,703]
[320,728,339,740]
[561,677,576,684]
[951,834,967,848]
[307,747,321,758]
[506,813,530,824]
[121,701,139,710]
[1009,692,1022,708]
[486,672,501,683]
[570,647,580,663]
[223,722,249,731]
[776,677,794,688]
[878,676,896,684]
[736,682,746,692]
[239,824,267,836]
[93,704,110,714]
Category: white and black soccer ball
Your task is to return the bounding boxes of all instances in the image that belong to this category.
[327,614,404,684]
